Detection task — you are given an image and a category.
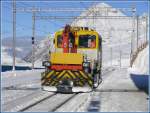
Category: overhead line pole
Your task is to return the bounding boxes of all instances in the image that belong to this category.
[12,0,16,71]
[32,10,36,69]
[136,16,139,51]
[130,6,136,67]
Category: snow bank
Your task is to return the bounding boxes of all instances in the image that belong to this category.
[128,45,149,75]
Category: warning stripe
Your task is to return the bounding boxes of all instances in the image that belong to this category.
[41,72,45,78]
[41,70,54,81]
[67,70,76,79]
[69,71,83,86]
[46,71,61,86]
[41,70,93,87]
[79,71,93,86]
[67,71,80,85]
[41,71,55,85]
[46,70,55,78]
[79,71,88,79]
[79,71,93,81]
[75,71,90,86]
[42,71,59,85]
[72,71,85,86]
[50,70,66,85]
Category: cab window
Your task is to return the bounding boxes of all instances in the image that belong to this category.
[57,33,75,48]
[57,35,63,48]
[78,35,96,48]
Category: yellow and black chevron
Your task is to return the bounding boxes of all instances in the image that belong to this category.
[41,70,93,87]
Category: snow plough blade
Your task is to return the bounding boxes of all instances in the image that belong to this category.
[41,70,94,93]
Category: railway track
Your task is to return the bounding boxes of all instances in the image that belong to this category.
[2,89,78,112]
[50,94,78,112]
[19,93,57,112]
[20,93,78,112]
[2,90,53,112]
[2,67,147,112]
[2,67,116,112]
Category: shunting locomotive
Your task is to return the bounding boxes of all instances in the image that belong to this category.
[41,25,102,93]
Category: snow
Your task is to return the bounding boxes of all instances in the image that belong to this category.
[128,45,149,75]
[23,36,54,64]
[1,69,44,111]
[72,3,132,45]
[1,46,13,65]
[55,93,90,112]
[3,91,53,112]
[1,69,42,87]
[1,90,35,105]
[98,68,148,112]
[24,94,75,112]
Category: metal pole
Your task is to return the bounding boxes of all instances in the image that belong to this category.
[136,16,139,51]
[32,11,35,69]
[119,49,122,68]
[130,6,136,67]
[119,31,122,69]
[12,0,16,71]
[110,47,112,67]
[92,5,95,29]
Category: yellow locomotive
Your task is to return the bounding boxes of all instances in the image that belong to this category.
[41,25,102,92]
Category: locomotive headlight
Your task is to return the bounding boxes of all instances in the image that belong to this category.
[83,62,90,67]
[59,81,62,84]
[42,61,51,67]
[70,81,73,87]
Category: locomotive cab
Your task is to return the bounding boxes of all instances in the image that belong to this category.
[41,25,102,93]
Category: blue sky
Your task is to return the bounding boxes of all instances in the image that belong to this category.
[1,0,149,38]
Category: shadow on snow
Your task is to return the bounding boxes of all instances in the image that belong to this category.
[130,74,149,95]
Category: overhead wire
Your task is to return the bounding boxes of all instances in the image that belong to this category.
[17,2,64,33]
[2,3,49,34]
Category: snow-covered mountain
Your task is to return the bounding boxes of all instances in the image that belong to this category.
[71,2,133,45]
[1,36,45,66]
[23,34,54,63]
[1,46,27,66]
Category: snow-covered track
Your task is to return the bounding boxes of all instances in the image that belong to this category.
[2,90,55,112]
[19,93,56,112]
[50,93,78,112]
[2,89,79,112]
[54,93,90,112]
[102,67,116,76]
[95,88,143,92]
[22,93,78,112]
